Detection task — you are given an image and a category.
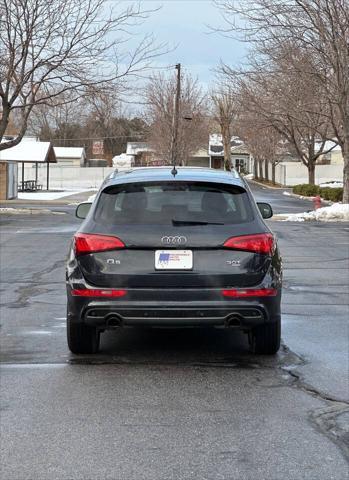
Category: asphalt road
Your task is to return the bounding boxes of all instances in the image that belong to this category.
[0,182,348,480]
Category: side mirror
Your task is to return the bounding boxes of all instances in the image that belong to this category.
[75,202,92,219]
[257,202,273,219]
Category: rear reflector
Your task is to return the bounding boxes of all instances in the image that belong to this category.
[74,233,125,255]
[222,288,277,298]
[71,289,127,298]
[223,233,274,255]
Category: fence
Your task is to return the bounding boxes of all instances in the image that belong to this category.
[22,162,345,189]
[256,161,343,186]
[23,165,115,190]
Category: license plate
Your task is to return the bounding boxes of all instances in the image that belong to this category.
[155,250,193,270]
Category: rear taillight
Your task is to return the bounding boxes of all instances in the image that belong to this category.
[71,289,127,297]
[74,233,125,256]
[223,233,274,255]
[222,288,277,297]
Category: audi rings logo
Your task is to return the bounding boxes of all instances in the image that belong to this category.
[161,235,187,245]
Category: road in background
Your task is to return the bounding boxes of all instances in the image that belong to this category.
[0,183,348,480]
[247,181,314,214]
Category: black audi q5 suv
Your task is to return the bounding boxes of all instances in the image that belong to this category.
[66,167,282,355]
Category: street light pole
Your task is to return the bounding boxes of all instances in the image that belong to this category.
[171,63,181,175]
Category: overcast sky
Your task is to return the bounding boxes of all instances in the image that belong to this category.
[120,0,247,88]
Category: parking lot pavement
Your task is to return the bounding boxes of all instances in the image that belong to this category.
[0,186,348,480]
[247,181,315,213]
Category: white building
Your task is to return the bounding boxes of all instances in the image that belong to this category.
[54,147,86,167]
[187,148,210,167]
[316,141,343,165]
[209,134,251,171]
[126,142,154,166]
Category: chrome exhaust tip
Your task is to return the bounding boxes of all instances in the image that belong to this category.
[105,314,123,328]
[225,314,242,327]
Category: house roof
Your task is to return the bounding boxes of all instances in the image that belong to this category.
[0,141,57,163]
[230,144,250,155]
[315,140,341,153]
[126,142,153,156]
[54,147,85,159]
[208,134,245,156]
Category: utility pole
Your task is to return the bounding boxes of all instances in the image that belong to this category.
[171,63,181,174]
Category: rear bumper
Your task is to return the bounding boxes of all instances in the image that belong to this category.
[84,304,269,328]
[67,287,281,329]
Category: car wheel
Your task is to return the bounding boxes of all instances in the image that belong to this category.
[67,317,100,354]
[249,319,281,355]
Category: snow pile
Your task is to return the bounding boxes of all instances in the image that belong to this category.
[88,193,96,202]
[319,181,343,188]
[282,203,349,222]
[283,191,313,201]
[112,153,131,168]
[244,173,254,180]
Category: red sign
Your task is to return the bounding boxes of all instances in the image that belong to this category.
[92,141,104,155]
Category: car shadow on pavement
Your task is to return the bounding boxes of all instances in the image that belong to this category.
[68,326,289,369]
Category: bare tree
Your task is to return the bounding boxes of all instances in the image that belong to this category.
[233,57,336,184]
[29,91,86,142]
[214,0,349,200]
[235,105,283,183]
[30,89,148,161]
[83,87,123,162]
[145,71,210,165]
[211,85,236,170]
[0,0,165,151]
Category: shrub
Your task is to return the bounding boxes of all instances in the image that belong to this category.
[319,187,343,202]
[293,184,320,196]
[292,184,343,202]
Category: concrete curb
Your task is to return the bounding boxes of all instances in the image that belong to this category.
[285,191,332,206]
[246,178,286,190]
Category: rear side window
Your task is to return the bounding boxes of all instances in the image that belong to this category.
[94,182,254,225]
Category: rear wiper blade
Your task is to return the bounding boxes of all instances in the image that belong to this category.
[171,219,224,226]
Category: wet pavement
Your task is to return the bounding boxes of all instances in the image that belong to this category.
[0,181,348,480]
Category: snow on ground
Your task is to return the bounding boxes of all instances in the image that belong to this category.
[0,208,64,215]
[18,189,94,200]
[283,191,314,201]
[88,193,97,202]
[319,181,343,188]
[278,203,349,222]
[244,173,254,180]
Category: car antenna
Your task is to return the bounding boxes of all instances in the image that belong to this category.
[170,63,181,178]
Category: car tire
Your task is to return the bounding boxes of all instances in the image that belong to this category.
[249,319,281,355]
[67,318,100,354]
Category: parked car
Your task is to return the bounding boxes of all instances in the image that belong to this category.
[66,167,282,354]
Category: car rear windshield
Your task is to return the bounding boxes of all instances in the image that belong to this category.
[94,181,254,225]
